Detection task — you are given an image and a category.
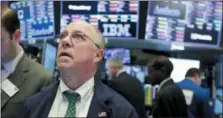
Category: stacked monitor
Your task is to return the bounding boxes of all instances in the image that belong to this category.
[43,43,57,73]
[123,65,147,84]
[10,1,55,40]
[104,48,131,64]
[145,1,222,47]
[61,1,139,39]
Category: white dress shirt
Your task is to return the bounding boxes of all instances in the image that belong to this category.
[48,77,95,117]
[1,47,24,82]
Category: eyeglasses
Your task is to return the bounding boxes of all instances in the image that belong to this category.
[59,30,101,49]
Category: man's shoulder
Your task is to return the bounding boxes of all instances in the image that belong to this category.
[100,84,137,117]
[159,83,183,96]
[22,56,52,80]
[116,72,140,83]
[24,57,50,73]
[25,83,56,105]
[101,83,136,109]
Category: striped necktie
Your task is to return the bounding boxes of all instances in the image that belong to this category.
[63,91,80,118]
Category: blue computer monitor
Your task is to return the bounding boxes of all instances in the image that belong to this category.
[10,1,55,40]
[131,65,147,84]
[60,1,139,39]
[43,43,57,73]
[214,99,222,115]
[104,48,131,64]
[145,1,222,48]
[123,65,147,84]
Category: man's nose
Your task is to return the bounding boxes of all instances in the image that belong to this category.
[61,35,72,48]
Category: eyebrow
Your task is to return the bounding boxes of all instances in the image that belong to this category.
[60,30,68,34]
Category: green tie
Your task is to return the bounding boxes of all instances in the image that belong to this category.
[63,91,80,118]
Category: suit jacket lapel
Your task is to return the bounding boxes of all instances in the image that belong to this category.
[39,82,59,118]
[87,78,112,118]
[1,56,29,108]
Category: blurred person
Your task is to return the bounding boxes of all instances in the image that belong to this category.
[18,21,138,118]
[177,68,214,118]
[148,56,188,118]
[106,58,146,117]
[1,5,52,117]
[177,68,210,101]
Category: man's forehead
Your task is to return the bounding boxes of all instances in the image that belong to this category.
[66,21,94,33]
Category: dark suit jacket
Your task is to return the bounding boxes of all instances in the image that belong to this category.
[189,98,214,118]
[152,79,188,118]
[18,78,138,118]
[1,55,53,118]
[108,72,146,117]
[177,79,214,118]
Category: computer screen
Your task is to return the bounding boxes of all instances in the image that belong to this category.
[10,1,55,40]
[61,1,139,39]
[169,58,200,82]
[104,48,131,64]
[123,65,132,75]
[144,84,153,106]
[145,1,222,47]
[214,88,223,115]
[43,43,57,73]
[131,65,148,84]
[123,65,147,84]
[144,84,159,106]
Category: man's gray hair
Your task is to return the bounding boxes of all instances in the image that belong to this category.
[106,57,124,69]
[92,25,106,49]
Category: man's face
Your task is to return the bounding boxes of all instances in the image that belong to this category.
[194,74,201,86]
[57,21,103,70]
[1,27,14,63]
[105,62,117,79]
[148,68,165,86]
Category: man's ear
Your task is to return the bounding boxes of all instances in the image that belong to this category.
[12,29,21,42]
[94,49,104,63]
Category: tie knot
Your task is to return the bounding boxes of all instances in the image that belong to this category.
[63,91,80,102]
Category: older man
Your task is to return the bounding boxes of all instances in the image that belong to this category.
[19,21,138,118]
[106,58,146,117]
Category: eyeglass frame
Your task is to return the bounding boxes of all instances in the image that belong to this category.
[59,30,101,49]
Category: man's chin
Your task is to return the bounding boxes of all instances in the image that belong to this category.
[57,63,72,69]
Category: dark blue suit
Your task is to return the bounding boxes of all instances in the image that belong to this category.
[18,78,138,118]
[177,78,214,118]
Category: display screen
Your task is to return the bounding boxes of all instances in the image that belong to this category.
[61,1,139,39]
[43,43,57,73]
[104,48,130,64]
[214,88,223,115]
[123,65,148,84]
[169,58,200,82]
[10,1,55,40]
[145,1,222,47]
[144,84,159,105]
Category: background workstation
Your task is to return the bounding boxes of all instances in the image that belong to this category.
[3,1,223,117]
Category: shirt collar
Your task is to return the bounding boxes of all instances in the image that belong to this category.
[2,46,24,73]
[158,77,172,92]
[59,77,95,99]
[116,68,125,77]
